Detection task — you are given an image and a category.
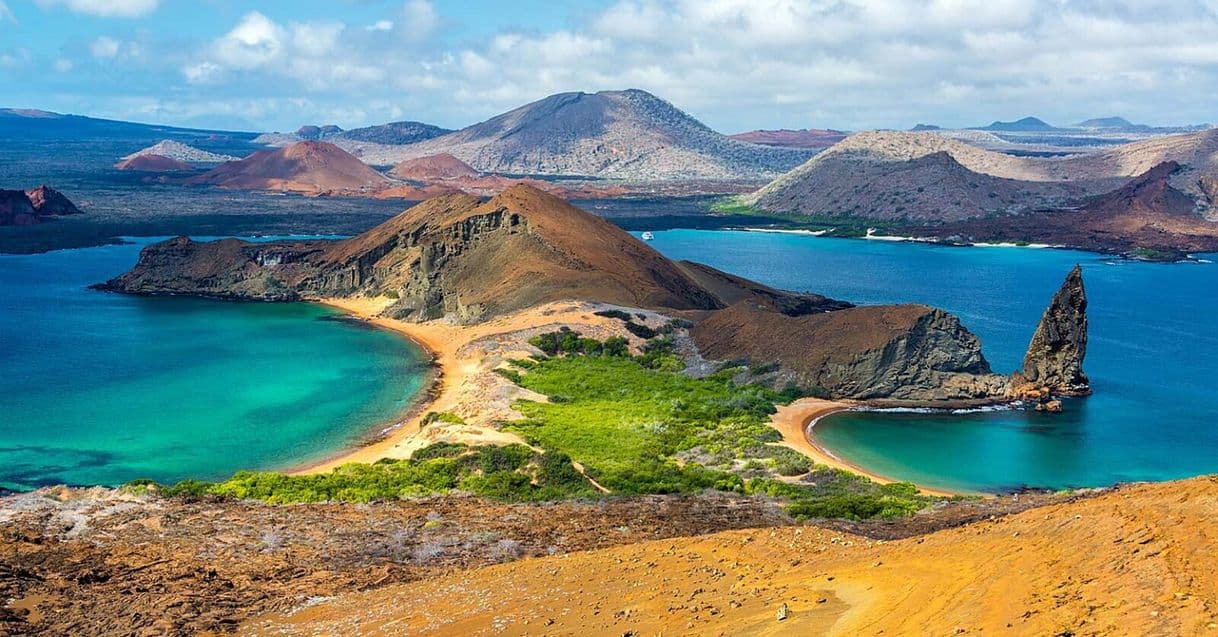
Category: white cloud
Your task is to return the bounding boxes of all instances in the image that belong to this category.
[399,0,438,41]
[0,1,13,22]
[212,11,285,69]
[182,61,222,84]
[145,0,1218,130]
[291,22,344,57]
[90,36,121,58]
[53,58,73,72]
[37,0,158,18]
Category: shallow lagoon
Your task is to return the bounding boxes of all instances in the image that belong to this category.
[0,239,429,491]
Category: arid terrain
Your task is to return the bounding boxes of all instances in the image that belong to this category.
[0,482,1098,636]
[242,476,1218,636]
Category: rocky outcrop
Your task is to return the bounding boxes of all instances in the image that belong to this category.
[691,300,1009,402]
[0,185,82,225]
[120,140,238,164]
[1012,266,1090,398]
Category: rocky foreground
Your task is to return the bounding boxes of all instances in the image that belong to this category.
[243,477,1218,636]
[0,485,1087,635]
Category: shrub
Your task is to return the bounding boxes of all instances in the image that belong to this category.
[421,411,466,426]
[624,321,657,339]
[593,309,632,321]
[411,442,468,461]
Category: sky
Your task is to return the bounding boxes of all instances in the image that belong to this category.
[1,0,1217,133]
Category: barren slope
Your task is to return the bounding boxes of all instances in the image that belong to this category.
[244,476,1218,637]
[186,141,389,193]
[339,89,814,180]
[747,129,1218,222]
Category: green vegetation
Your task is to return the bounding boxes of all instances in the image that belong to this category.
[140,331,932,520]
[505,331,931,519]
[421,411,466,426]
[1129,247,1184,262]
[150,443,600,504]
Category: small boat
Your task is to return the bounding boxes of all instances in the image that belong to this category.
[641,231,655,241]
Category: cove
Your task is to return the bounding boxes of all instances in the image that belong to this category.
[0,238,429,491]
[641,229,1218,493]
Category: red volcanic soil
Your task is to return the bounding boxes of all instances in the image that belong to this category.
[187,141,389,193]
[114,154,195,172]
[389,153,479,181]
[729,128,847,148]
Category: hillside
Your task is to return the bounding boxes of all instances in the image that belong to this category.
[917,161,1218,256]
[979,116,1062,132]
[244,476,1218,636]
[0,185,81,225]
[728,128,847,148]
[746,129,1218,229]
[185,141,389,193]
[388,153,479,181]
[255,121,452,148]
[113,154,194,172]
[342,121,453,145]
[97,185,1068,402]
[119,140,237,164]
[342,90,815,180]
[745,132,1090,221]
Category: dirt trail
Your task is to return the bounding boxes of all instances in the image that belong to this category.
[244,476,1218,636]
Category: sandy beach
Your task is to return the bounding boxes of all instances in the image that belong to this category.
[292,298,664,474]
[771,397,960,497]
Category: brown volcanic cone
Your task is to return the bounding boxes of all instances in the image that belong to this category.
[319,185,726,320]
[187,141,388,193]
[388,153,479,181]
[114,154,194,172]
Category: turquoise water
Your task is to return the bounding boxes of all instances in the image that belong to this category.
[641,230,1218,493]
[0,239,429,491]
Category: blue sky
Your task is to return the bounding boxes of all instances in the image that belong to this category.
[2,0,1217,132]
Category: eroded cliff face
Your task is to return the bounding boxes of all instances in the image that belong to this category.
[691,301,1009,402]
[1012,265,1090,398]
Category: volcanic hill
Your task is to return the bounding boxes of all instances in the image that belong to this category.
[114,154,194,172]
[186,141,389,193]
[745,129,1218,251]
[388,153,479,181]
[0,185,81,225]
[119,140,238,164]
[100,185,1082,403]
[347,89,814,180]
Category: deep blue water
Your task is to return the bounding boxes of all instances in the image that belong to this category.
[641,229,1218,493]
[0,239,429,491]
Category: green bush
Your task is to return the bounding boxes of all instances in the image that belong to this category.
[421,411,466,426]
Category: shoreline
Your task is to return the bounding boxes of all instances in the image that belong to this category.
[770,397,963,498]
[288,298,451,474]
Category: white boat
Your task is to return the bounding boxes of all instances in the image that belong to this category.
[641,231,655,241]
